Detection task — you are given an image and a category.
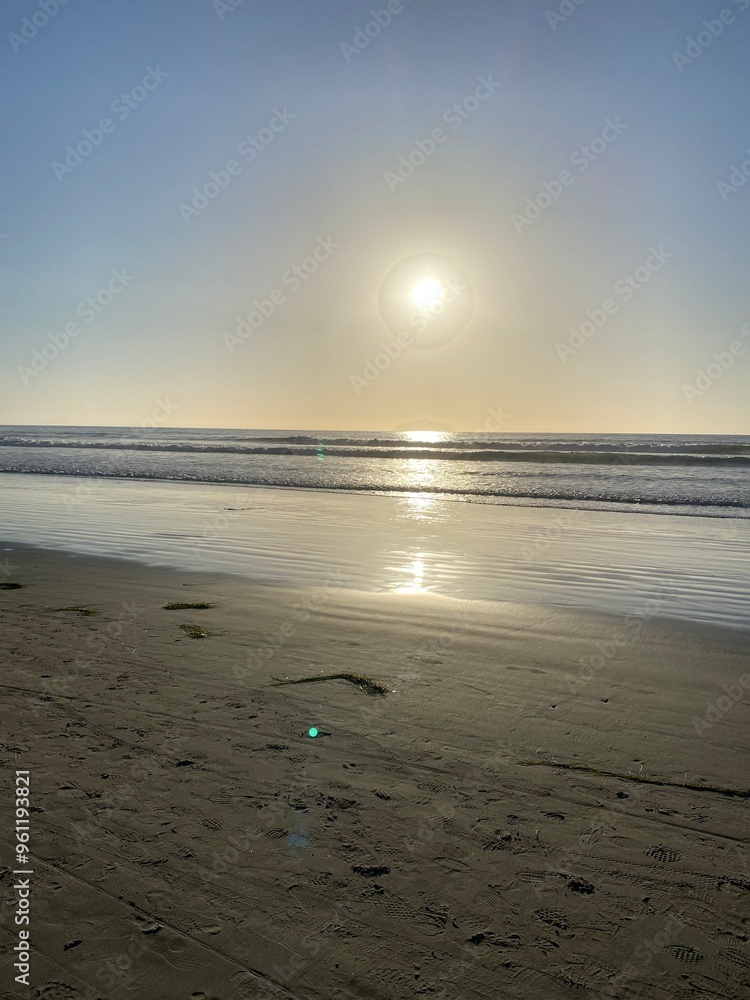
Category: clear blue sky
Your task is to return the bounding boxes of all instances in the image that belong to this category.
[1,0,748,432]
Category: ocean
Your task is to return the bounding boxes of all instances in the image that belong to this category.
[1,426,749,517]
[2,427,749,626]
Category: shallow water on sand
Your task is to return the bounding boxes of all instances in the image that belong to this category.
[1,473,749,628]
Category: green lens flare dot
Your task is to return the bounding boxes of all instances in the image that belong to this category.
[308,727,318,738]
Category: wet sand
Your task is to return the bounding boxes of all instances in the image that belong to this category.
[1,543,748,999]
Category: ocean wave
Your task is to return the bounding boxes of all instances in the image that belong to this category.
[1,465,749,513]
[0,437,748,466]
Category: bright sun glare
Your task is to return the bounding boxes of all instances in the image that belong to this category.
[411,277,445,312]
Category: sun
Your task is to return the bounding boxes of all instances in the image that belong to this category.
[378,253,473,349]
[411,277,445,312]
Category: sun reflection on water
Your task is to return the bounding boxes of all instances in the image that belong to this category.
[404,457,437,488]
[404,430,448,444]
[394,554,427,594]
[400,494,438,519]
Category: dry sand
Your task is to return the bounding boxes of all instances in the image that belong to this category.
[0,543,749,999]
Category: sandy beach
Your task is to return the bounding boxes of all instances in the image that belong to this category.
[1,542,748,999]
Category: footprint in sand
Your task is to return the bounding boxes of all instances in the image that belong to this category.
[134,914,162,934]
[473,889,502,909]
[722,947,750,968]
[306,872,334,887]
[482,835,512,851]
[352,864,390,877]
[35,985,80,1000]
[418,780,450,794]
[646,845,681,863]
[264,827,287,839]
[208,793,245,805]
[567,878,595,895]
[708,928,744,943]
[516,869,562,888]
[608,834,641,850]
[666,945,704,963]
[533,907,569,931]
